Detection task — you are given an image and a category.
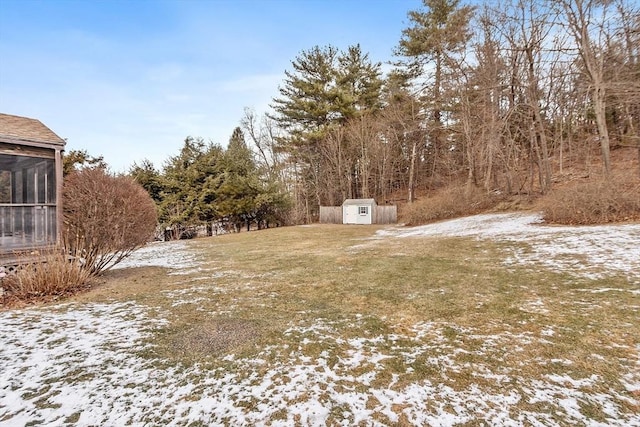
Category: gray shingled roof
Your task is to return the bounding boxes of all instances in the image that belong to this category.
[0,113,66,147]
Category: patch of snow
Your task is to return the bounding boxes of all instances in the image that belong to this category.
[378,212,640,280]
[0,302,168,426]
[3,309,638,425]
[521,298,550,314]
[114,240,200,272]
[541,327,555,337]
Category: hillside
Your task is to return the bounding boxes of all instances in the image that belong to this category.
[399,146,640,226]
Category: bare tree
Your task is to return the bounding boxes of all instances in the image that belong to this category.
[379,82,425,203]
[558,0,614,176]
[241,108,285,180]
[396,0,475,187]
[319,125,352,204]
[608,0,640,175]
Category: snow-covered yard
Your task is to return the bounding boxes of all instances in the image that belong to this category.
[1,213,639,426]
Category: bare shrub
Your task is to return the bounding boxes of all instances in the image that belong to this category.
[1,251,92,306]
[539,174,640,225]
[401,184,503,225]
[63,168,158,275]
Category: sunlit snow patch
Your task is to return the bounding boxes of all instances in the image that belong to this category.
[113,240,199,272]
[378,213,640,280]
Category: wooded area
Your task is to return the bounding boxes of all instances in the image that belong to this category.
[129,0,639,230]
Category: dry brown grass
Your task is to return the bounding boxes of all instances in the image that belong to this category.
[539,170,640,224]
[171,319,264,359]
[1,251,93,307]
[400,184,504,225]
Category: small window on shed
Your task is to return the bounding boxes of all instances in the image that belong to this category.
[359,206,368,215]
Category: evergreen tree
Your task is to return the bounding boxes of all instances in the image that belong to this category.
[148,129,290,236]
[63,149,107,176]
[215,128,260,230]
[194,143,225,228]
[224,127,257,176]
[159,137,223,237]
[270,44,383,220]
[396,0,475,180]
[129,159,164,203]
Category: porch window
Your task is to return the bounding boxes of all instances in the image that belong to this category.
[0,154,57,249]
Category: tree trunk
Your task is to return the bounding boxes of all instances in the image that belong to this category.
[430,52,443,182]
[593,85,612,176]
[533,106,552,192]
[562,0,612,177]
[408,141,417,203]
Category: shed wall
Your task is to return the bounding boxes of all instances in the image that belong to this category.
[343,204,373,224]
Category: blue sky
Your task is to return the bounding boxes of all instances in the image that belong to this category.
[0,0,419,172]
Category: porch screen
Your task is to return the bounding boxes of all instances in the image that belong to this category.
[0,154,57,249]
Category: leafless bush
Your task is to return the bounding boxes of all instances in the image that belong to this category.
[401,184,503,225]
[1,251,92,306]
[63,168,158,275]
[539,174,640,225]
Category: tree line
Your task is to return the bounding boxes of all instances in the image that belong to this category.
[125,0,637,228]
[258,0,638,223]
[129,128,290,237]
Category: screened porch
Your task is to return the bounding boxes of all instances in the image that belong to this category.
[0,153,58,250]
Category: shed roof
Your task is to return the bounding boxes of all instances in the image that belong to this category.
[0,113,66,148]
[342,198,377,206]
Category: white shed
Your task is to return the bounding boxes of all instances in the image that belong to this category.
[342,198,377,225]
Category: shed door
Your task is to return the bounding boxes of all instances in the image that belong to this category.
[356,205,371,224]
[343,205,357,224]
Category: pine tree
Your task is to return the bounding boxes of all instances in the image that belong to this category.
[215,128,260,230]
[396,0,475,180]
[63,149,107,175]
[129,159,164,203]
[159,137,223,237]
[270,44,383,220]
